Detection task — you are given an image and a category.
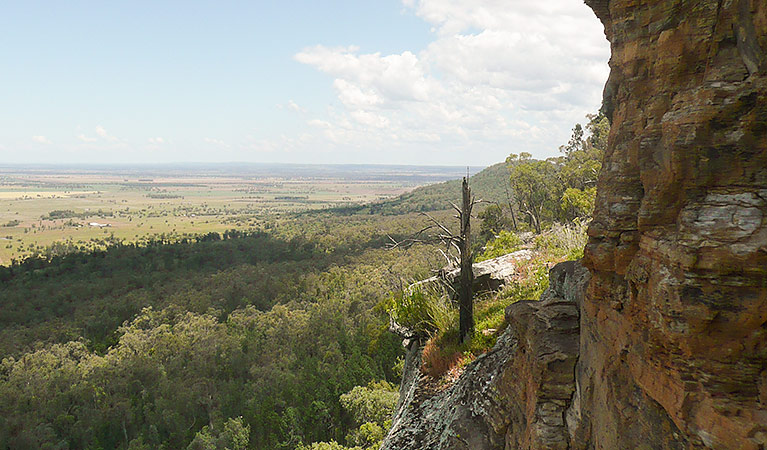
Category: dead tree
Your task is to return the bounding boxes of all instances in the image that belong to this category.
[387,176,479,343]
[457,177,474,343]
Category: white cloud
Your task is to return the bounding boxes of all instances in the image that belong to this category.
[287,100,307,113]
[204,137,230,148]
[277,100,309,113]
[294,0,609,163]
[78,126,119,143]
[148,137,165,144]
[32,135,52,144]
[95,126,118,142]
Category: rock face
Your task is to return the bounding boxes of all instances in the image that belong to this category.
[580,0,767,448]
[382,1,766,448]
[443,249,535,294]
[409,250,535,299]
[381,261,589,450]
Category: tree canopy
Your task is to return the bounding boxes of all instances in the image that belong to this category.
[505,113,609,232]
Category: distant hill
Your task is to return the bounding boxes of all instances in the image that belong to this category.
[343,162,512,215]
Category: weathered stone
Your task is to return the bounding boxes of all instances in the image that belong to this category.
[580,0,767,448]
[380,260,589,450]
[442,249,535,294]
[409,249,535,299]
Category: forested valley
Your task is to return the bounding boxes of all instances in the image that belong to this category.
[0,114,607,450]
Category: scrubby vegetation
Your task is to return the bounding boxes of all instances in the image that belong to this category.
[391,220,587,384]
[382,113,606,386]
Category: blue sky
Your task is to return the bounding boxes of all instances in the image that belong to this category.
[0,1,609,166]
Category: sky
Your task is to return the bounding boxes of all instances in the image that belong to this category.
[0,0,610,166]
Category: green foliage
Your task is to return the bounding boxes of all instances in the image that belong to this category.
[477,204,512,245]
[506,112,608,231]
[346,422,384,449]
[499,264,550,303]
[476,230,522,262]
[561,187,597,219]
[339,381,398,428]
[187,417,250,450]
[506,152,560,233]
[340,381,397,449]
[298,441,360,450]
[302,381,397,450]
[43,209,78,220]
[387,286,456,337]
[0,213,442,449]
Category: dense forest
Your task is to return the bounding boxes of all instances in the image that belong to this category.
[0,212,447,449]
[0,114,607,449]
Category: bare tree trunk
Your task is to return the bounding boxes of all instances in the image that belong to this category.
[458,177,474,343]
[522,203,542,234]
[503,184,518,231]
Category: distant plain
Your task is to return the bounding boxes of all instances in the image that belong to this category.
[0,164,472,264]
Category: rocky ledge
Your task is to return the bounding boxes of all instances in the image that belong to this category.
[381,260,589,450]
[407,249,535,300]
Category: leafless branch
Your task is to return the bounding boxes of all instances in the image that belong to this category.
[420,212,454,236]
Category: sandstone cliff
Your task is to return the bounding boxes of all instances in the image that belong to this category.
[382,0,766,448]
[582,0,766,447]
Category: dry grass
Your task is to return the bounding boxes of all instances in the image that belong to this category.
[421,335,464,379]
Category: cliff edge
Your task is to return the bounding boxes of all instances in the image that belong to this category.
[381,261,589,450]
[382,0,766,448]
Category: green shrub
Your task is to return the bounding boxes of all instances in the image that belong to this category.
[339,381,398,428]
[560,187,596,219]
[476,230,522,262]
[187,416,250,450]
[298,441,361,450]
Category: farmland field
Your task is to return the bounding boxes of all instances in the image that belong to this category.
[0,163,469,264]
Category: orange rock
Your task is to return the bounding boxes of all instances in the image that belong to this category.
[580,0,767,447]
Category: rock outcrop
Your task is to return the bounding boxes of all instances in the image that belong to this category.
[382,0,766,448]
[381,261,589,450]
[408,250,535,299]
[581,0,767,447]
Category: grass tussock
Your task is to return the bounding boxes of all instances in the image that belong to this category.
[534,220,588,260]
[387,284,456,337]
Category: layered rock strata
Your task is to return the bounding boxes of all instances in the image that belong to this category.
[581,0,767,447]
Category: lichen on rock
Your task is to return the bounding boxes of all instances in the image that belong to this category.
[381,261,589,450]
